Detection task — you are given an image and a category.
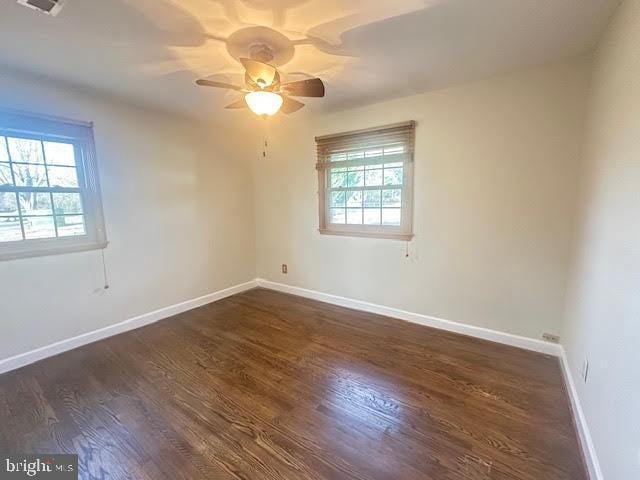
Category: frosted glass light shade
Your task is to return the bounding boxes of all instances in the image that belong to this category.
[245,91,283,116]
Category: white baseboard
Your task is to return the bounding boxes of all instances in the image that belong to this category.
[0,280,258,375]
[559,347,603,480]
[255,278,562,356]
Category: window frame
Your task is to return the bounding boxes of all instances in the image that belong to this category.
[316,121,415,241]
[0,108,107,261]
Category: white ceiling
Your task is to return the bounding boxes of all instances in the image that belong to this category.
[0,0,620,118]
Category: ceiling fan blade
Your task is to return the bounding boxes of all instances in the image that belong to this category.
[224,98,247,109]
[281,78,325,97]
[240,58,277,87]
[196,79,243,91]
[281,97,305,114]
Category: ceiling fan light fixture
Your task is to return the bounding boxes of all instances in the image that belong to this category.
[245,91,283,116]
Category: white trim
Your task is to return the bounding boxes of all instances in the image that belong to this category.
[0,280,258,375]
[0,240,108,262]
[559,347,603,480]
[255,278,562,356]
[0,107,93,129]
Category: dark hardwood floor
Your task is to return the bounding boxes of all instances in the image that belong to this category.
[0,288,586,479]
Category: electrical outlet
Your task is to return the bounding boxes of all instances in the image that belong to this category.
[542,333,560,344]
[581,358,589,383]
[281,264,288,274]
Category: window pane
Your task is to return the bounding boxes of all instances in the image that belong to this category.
[364,208,381,225]
[0,137,8,162]
[0,218,23,242]
[56,215,86,237]
[0,192,18,214]
[53,192,83,215]
[382,208,401,226]
[8,137,44,164]
[347,151,364,160]
[330,171,347,188]
[19,192,53,216]
[363,190,381,207]
[346,208,362,224]
[346,170,363,188]
[12,163,48,187]
[384,162,403,168]
[23,216,56,239]
[329,208,345,224]
[346,191,362,207]
[330,191,345,208]
[330,153,347,162]
[382,189,402,207]
[383,167,403,186]
[47,166,79,188]
[43,141,76,166]
[0,163,13,186]
[364,168,382,186]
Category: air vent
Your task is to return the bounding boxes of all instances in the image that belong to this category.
[17,0,67,16]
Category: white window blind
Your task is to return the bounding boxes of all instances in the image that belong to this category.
[0,108,107,260]
[316,121,415,240]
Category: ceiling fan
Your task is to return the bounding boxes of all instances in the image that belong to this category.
[196,57,325,117]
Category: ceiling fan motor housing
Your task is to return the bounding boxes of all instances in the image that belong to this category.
[249,44,275,65]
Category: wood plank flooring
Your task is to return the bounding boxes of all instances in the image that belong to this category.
[0,288,586,479]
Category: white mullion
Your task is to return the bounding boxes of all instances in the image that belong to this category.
[40,139,60,238]
[379,186,383,226]
[360,187,364,225]
[381,161,385,222]
[4,137,26,240]
[0,186,82,194]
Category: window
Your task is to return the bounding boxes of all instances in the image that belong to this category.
[0,109,107,260]
[316,121,415,240]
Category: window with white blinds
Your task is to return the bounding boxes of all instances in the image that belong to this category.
[316,121,415,240]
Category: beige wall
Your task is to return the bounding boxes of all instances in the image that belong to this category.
[563,0,640,478]
[0,71,256,360]
[253,59,590,340]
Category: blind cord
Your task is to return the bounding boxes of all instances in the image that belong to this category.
[405,241,409,258]
[261,117,270,159]
[101,248,110,290]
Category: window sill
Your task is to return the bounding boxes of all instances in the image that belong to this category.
[318,229,414,241]
[0,240,109,262]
